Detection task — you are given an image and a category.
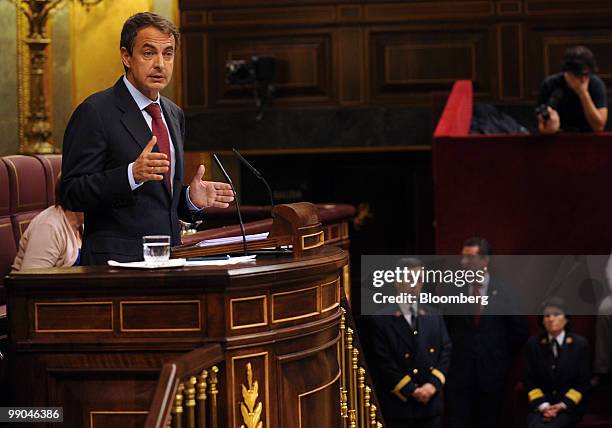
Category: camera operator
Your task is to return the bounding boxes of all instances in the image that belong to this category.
[537,45,608,134]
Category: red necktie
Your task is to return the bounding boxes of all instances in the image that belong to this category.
[144,103,172,192]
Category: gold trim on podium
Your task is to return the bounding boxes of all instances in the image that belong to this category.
[231,352,270,428]
[239,362,263,428]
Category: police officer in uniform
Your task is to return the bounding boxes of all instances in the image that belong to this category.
[369,257,452,428]
[525,297,591,428]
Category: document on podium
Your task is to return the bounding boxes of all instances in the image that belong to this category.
[196,232,269,248]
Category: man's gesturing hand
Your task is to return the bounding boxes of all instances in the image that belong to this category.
[132,136,169,183]
[188,165,235,209]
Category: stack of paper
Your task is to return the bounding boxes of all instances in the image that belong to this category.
[196,232,269,248]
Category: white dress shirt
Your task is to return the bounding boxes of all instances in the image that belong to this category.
[122,76,200,211]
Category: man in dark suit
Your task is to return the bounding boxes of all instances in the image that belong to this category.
[370,257,452,428]
[61,12,233,265]
[444,237,528,428]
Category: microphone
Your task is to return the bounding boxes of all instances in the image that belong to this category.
[212,154,248,256]
[232,148,275,210]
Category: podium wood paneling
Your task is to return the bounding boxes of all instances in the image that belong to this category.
[180,0,612,108]
[7,246,347,427]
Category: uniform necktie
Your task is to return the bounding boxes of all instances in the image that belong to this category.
[144,103,171,192]
[551,339,560,360]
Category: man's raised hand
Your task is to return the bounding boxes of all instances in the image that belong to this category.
[188,165,235,209]
[132,136,170,183]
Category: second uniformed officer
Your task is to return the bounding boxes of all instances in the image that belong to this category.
[369,257,452,428]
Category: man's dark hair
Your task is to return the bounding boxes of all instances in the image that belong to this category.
[538,296,572,330]
[120,12,180,71]
[463,236,491,256]
[562,45,598,75]
[396,257,424,270]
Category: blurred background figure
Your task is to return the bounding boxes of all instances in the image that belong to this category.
[525,297,590,428]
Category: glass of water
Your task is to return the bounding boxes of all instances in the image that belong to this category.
[142,235,171,265]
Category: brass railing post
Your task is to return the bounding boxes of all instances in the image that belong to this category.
[197,369,208,428]
[208,366,219,428]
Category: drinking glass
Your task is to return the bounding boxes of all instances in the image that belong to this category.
[142,235,171,265]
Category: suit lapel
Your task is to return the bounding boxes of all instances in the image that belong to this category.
[114,78,151,152]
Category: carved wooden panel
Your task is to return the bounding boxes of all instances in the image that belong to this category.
[183,33,207,108]
[369,27,491,102]
[497,0,522,15]
[337,27,365,105]
[277,341,339,427]
[208,6,335,26]
[525,0,612,15]
[272,286,319,323]
[120,300,202,332]
[498,23,523,99]
[320,277,340,312]
[179,0,612,108]
[364,1,493,21]
[209,32,334,106]
[230,294,268,330]
[35,302,113,333]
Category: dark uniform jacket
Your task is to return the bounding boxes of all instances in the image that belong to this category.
[369,304,452,420]
[525,332,590,415]
[444,278,528,394]
[61,78,199,265]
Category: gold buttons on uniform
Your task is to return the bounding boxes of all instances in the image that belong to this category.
[413,369,419,374]
[404,353,411,359]
[429,347,435,353]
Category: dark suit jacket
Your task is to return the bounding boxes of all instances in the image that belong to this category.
[61,77,198,265]
[524,332,590,415]
[369,304,452,421]
[444,277,528,393]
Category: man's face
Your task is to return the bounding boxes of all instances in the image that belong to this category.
[542,306,568,335]
[461,245,488,272]
[395,266,423,296]
[121,26,175,100]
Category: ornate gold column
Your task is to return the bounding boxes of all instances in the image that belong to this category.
[15,0,101,154]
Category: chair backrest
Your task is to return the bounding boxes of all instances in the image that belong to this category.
[0,160,17,293]
[3,155,51,246]
[34,154,62,206]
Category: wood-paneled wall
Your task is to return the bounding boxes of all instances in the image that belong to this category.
[179,0,612,110]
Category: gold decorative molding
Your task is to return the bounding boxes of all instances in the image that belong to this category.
[240,362,263,428]
[231,352,269,428]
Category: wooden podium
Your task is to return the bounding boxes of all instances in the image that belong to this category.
[172,202,325,259]
[5,203,348,428]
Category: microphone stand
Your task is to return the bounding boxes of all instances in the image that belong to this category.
[212,154,248,256]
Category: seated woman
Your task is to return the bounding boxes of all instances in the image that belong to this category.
[525,297,591,428]
[12,175,83,271]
